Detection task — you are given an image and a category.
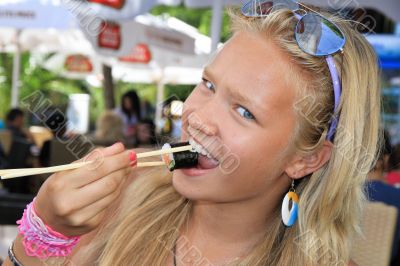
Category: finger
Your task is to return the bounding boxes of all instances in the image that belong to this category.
[68,142,124,165]
[81,142,126,169]
[79,210,107,234]
[71,182,125,225]
[65,211,106,236]
[69,149,133,188]
[85,142,125,161]
[73,167,130,207]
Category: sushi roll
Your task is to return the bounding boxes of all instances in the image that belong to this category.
[161,142,198,171]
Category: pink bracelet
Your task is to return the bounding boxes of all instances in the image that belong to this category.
[16,198,81,259]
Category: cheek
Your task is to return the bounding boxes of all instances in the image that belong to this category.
[222,126,293,183]
[183,85,205,109]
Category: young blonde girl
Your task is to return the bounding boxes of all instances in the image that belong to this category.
[5,4,380,266]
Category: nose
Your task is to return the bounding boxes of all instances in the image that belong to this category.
[188,112,218,136]
[183,102,219,138]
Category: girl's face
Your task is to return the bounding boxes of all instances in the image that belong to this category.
[123,97,132,111]
[173,31,299,202]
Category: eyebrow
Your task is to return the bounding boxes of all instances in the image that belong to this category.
[203,67,262,110]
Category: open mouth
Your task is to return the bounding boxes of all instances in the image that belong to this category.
[189,137,220,170]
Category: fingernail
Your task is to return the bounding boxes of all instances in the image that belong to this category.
[130,160,137,167]
[129,151,137,164]
[112,142,124,149]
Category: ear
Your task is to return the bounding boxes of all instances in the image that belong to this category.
[284,141,333,179]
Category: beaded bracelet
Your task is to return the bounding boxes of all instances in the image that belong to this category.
[16,198,80,259]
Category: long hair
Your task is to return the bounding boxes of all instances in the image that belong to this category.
[95,111,125,143]
[80,8,380,266]
[121,90,142,120]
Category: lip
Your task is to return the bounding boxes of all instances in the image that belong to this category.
[178,165,217,177]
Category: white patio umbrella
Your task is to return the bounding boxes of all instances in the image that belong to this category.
[0,0,79,107]
[43,49,208,131]
[0,28,92,54]
[42,14,213,130]
[80,13,198,57]
[104,14,212,129]
[178,0,400,51]
[73,0,400,53]
[66,0,181,21]
[68,0,240,51]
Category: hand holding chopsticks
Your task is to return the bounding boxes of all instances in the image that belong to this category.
[0,144,192,180]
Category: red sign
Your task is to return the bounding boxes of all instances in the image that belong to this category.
[119,44,152,64]
[98,21,121,50]
[87,0,125,9]
[64,55,93,73]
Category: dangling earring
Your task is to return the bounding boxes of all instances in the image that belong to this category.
[281,180,299,227]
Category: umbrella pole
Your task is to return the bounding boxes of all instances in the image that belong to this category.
[210,0,223,51]
[102,64,116,110]
[11,30,21,108]
[155,79,165,134]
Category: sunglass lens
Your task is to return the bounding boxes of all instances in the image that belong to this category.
[295,14,345,56]
[241,0,298,17]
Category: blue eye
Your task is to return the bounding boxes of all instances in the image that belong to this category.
[236,106,255,120]
[202,78,215,92]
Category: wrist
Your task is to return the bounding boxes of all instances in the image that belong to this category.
[8,241,23,266]
[16,198,80,259]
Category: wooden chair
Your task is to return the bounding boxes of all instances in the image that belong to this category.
[1,138,33,194]
[352,202,398,266]
[0,130,12,155]
[49,138,93,166]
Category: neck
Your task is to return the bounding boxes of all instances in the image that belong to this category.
[178,185,286,264]
[189,199,272,243]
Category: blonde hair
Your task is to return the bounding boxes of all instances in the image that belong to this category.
[95,111,125,142]
[80,7,380,266]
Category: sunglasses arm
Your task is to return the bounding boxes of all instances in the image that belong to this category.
[325,55,342,141]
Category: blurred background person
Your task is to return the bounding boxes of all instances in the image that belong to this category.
[140,99,155,120]
[366,133,400,264]
[158,100,184,140]
[160,105,172,135]
[387,143,400,188]
[39,110,69,168]
[136,119,156,147]
[5,108,34,144]
[93,110,127,147]
[2,108,37,194]
[115,90,142,141]
[0,142,7,169]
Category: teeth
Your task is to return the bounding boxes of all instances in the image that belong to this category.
[189,139,195,148]
[188,137,217,161]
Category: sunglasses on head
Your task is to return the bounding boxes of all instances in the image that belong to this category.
[242,0,345,142]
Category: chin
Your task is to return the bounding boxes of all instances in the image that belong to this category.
[171,170,219,202]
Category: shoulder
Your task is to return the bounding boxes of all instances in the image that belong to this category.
[113,107,124,116]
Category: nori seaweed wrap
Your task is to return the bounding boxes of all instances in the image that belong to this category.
[161,142,198,171]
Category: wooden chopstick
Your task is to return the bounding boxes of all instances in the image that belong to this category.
[0,161,92,177]
[136,145,192,159]
[0,145,192,180]
[0,161,167,180]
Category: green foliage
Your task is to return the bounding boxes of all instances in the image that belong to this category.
[0,5,232,123]
[0,52,98,124]
[165,84,195,101]
[151,5,232,42]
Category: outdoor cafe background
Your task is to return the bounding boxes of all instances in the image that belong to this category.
[0,0,399,264]
[0,0,399,141]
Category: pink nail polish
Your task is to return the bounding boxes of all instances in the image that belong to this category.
[129,151,137,163]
